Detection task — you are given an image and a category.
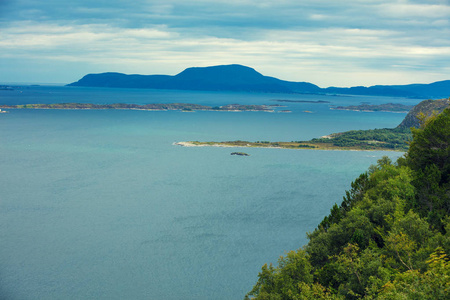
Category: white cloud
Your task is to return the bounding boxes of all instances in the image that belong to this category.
[378,2,450,18]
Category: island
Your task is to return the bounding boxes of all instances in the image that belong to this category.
[331,103,414,112]
[271,99,330,104]
[0,85,14,91]
[0,102,274,112]
[175,98,449,152]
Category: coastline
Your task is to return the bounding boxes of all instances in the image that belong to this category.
[0,103,276,113]
[330,108,410,113]
[2,107,274,112]
[329,103,414,113]
[173,141,403,152]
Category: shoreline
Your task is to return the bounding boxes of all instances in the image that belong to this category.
[2,107,275,112]
[0,103,276,113]
[330,108,410,113]
[173,141,403,152]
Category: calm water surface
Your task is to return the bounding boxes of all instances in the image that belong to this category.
[0,87,419,299]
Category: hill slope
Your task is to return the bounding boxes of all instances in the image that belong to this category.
[397,98,450,128]
[246,107,450,300]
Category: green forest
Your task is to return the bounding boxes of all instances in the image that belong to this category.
[246,108,450,299]
[308,128,412,151]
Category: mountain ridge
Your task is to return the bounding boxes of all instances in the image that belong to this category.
[67,64,450,98]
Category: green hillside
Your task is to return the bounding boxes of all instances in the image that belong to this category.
[246,108,450,299]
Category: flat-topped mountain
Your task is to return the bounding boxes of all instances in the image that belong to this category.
[68,64,450,98]
[68,64,320,93]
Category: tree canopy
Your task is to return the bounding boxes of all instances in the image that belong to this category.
[246,108,450,300]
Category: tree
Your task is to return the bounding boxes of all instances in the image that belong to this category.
[406,108,450,230]
[378,248,450,300]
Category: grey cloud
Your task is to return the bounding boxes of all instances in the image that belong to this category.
[3,1,448,36]
[1,0,449,85]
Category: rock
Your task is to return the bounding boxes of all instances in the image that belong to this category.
[231,152,250,156]
[397,98,450,128]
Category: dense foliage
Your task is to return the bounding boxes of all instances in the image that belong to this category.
[246,108,450,300]
[309,128,412,151]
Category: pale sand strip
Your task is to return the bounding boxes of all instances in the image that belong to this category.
[173,141,400,152]
[174,142,240,148]
[173,141,284,149]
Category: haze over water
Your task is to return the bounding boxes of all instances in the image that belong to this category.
[0,86,418,299]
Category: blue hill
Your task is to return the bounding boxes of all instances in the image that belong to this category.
[68,64,450,98]
[67,64,320,93]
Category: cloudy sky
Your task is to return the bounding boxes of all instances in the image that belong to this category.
[1,0,449,87]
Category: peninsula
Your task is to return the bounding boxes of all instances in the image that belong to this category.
[175,98,450,152]
[174,130,411,151]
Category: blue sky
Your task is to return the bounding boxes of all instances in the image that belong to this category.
[1,0,449,86]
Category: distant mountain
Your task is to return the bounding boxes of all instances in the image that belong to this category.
[324,80,450,99]
[68,64,450,98]
[68,64,320,94]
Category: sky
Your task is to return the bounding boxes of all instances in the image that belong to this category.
[0,0,449,87]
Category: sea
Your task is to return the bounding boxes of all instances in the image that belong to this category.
[0,86,422,300]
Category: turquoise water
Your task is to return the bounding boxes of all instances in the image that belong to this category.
[0,87,418,299]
